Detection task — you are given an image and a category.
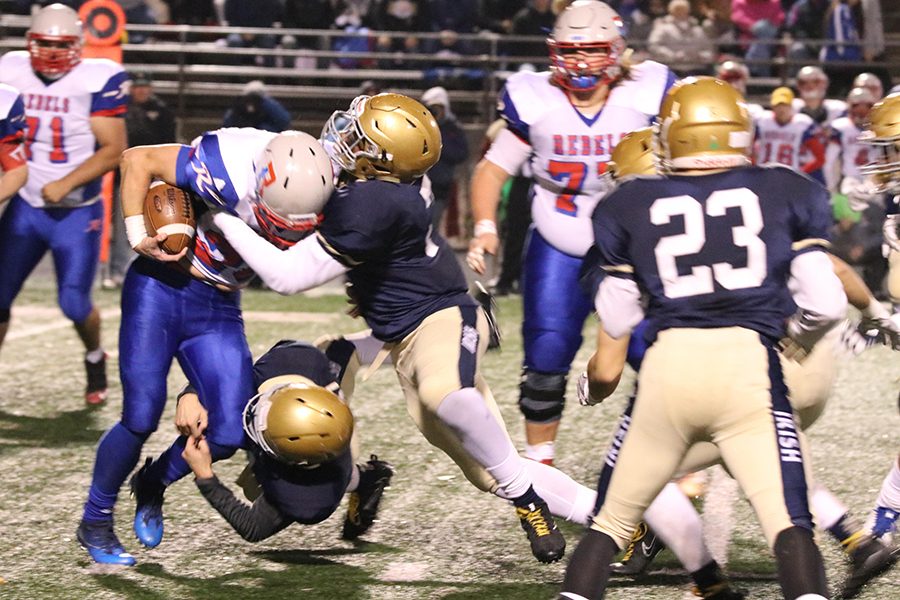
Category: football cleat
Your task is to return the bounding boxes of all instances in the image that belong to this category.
[691,583,747,600]
[841,534,899,598]
[84,353,108,406]
[342,455,394,540]
[516,501,566,563]
[130,458,166,548]
[76,520,136,566]
[473,281,501,350]
[611,521,666,576]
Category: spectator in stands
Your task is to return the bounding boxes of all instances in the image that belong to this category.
[623,0,669,54]
[731,0,785,77]
[510,0,556,57]
[222,81,291,133]
[331,0,376,70]
[163,0,216,25]
[480,0,527,34]
[113,0,161,43]
[785,0,829,72]
[224,0,283,66]
[647,0,716,76]
[105,72,177,290]
[860,0,884,62]
[421,87,469,234]
[283,0,335,50]
[371,0,430,69]
[699,0,735,52]
[820,0,864,93]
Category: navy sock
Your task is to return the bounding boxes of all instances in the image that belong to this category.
[82,423,149,523]
[512,485,542,509]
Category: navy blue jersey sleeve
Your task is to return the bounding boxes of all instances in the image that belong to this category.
[252,340,340,389]
[592,194,635,280]
[0,93,26,142]
[787,173,833,253]
[174,134,242,213]
[497,85,529,143]
[317,185,397,265]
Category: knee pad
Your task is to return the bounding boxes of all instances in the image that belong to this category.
[58,286,91,323]
[0,308,9,323]
[518,369,566,423]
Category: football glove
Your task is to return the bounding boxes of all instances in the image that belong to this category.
[841,177,880,213]
[859,315,900,351]
[577,371,601,406]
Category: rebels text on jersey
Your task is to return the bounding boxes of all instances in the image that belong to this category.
[494,61,676,257]
[175,128,278,289]
[0,84,27,171]
[0,51,128,208]
[317,179,474,342]
[591,165,832,343]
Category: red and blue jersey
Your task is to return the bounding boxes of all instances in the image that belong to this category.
[317,179,473,342]
[590,165,832,343]
[0,83,27,172]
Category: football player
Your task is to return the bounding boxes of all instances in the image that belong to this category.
[177,339,393,544]
[852,72,884,104]
[0,83,28,205]
[826,87,879,202]
[76,129,334,565]
[0,4,129,405]
[208,93,569,564]
[594,127,899,600]
[560,77,845,600]
[793,65,848,129]
[715,59,764,122]
[467,0,677,466]
[754,87,826,180]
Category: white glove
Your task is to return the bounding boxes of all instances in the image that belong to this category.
[841,177,879,213]
[577,371,601,406]
[837,319,877,356]
[883,214,900,253]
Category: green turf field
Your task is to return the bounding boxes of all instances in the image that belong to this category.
[0,276,897,599]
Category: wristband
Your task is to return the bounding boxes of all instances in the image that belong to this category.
[474,219,498,237]
[125,214,148,249]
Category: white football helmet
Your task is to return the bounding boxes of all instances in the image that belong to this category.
[716,60,750,95]
[796,65,829,102]
[254,131,335,248]
[852,72,883,102]
[847,87,876,128]
[547,0,626,91]
[27,3,83,79]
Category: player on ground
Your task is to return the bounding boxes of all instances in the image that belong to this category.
[0,84,28,205]
[76,128,334,566]
[754,87,826,180]
[178,339,394,544]
[467,0,676,466]
[560,77,845,600]
[0,3,128,405]
[208,92,568,564]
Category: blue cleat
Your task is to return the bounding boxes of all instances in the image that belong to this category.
[76,520,136,566]
[130,458,165,548]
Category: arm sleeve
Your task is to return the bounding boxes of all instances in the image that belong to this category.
[175,135,242,212]
[211,211,349,294]
[90,70,130,117]
[195,476,292,543]
[483,128,532,177]
[590,200,644,338]
[785,250,847,349]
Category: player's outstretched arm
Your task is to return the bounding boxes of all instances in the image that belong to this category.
[467,158,510,274]
[119,144,188,262]
[41,116,127,204]
[211,211,348,295]
[184,438,292,542]
[581,324,630,405]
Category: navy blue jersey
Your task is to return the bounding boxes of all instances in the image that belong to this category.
[317,179,474,342]
[249,340,353,524]
[591,165,832,343]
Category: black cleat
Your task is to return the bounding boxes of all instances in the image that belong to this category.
[516,500,565,563]
[342,455,394,540]
[611,522,666,576]
[84,353,108,406]
[692,583,747,599]
[473,281,502,350]
[841,534,899,598]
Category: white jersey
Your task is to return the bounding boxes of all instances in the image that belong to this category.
[489,61,675,257]
[175,127,277,289]
[826,116,870,183]
[0,51,129,208]
[754,111,819,171]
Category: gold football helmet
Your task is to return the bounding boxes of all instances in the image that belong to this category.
[859,92,900,193]
[608,127,655,180]
[321,93,442,182]
[243,382,353,466]
[655,76,753,172]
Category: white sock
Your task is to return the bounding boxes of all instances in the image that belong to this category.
[644,482,714,573]
[523,458,596,526]
[524,441,555,463]
[345,464,361,493]
[85,348,105,363]
[795,595,828,600]
[875,457,900,512]
[809,482,848,531]
[435,388,533,499]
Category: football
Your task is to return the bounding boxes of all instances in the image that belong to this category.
[144,182,196,255]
